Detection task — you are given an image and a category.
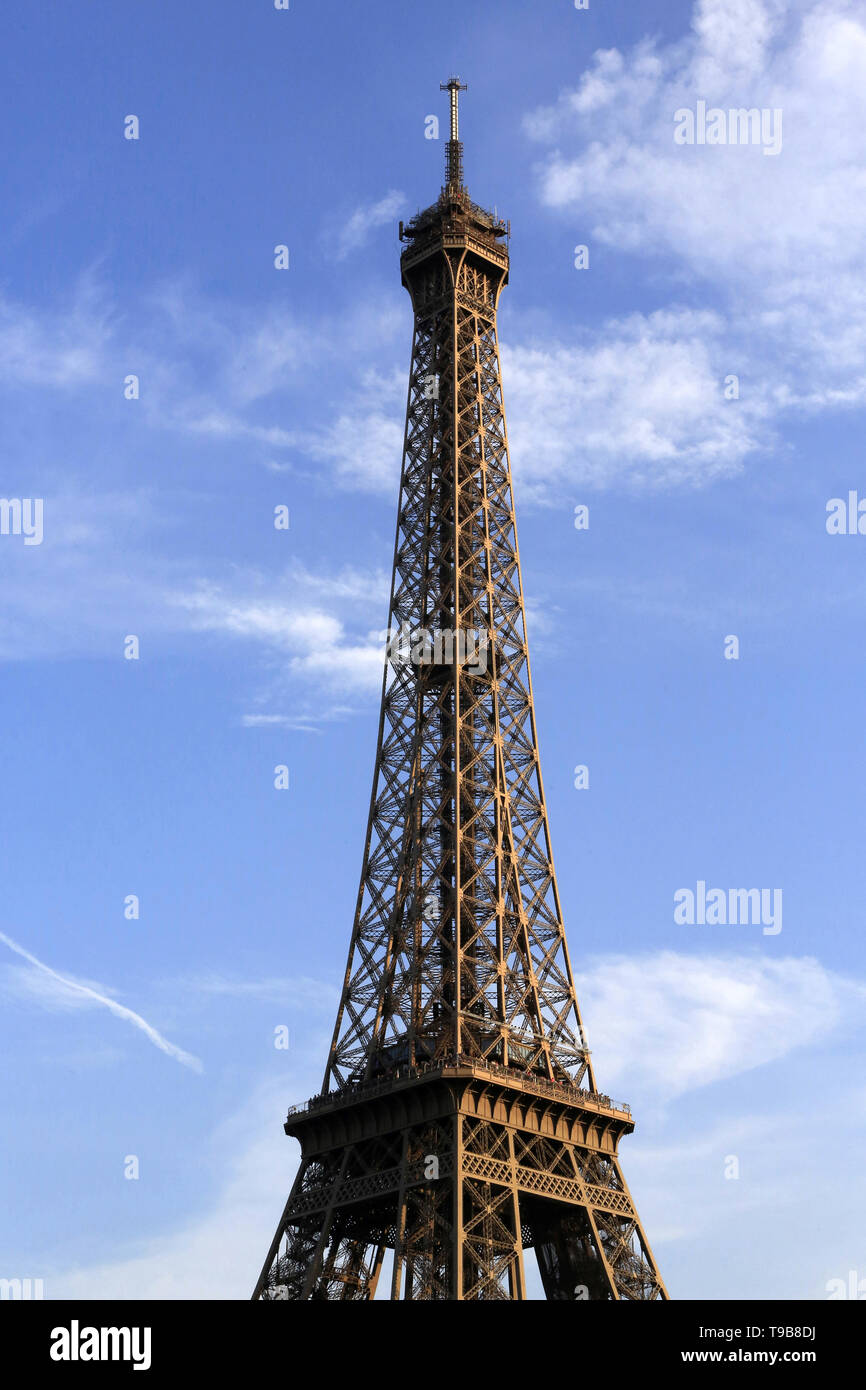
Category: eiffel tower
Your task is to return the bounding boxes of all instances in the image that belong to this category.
[253,80,667,1302]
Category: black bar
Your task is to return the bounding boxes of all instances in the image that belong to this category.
[3,1298,857,1376]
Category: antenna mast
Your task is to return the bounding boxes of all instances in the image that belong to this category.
[440,76,467,191]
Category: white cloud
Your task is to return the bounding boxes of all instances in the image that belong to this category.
[0,479,391,721]
[290,366,406,493]
[502,308,766,498]
[333,190,405,260]
[576,950,865,1101]
[174,563,390,700]
[0,279,112,387]
[191,974,338,1009]
[240,709,355,733]
[306,408,403,493]
[0,931,203,1073]
[39,948,866,1298]
[524,0,866,422]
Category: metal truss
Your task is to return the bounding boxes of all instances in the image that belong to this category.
[254,81,667,1302]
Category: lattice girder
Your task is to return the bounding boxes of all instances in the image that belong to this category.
[255,116,667,1299]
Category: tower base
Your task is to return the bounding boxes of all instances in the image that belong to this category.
[253,1061,667,1301]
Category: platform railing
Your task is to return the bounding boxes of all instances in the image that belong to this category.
[285,1054,630,1121]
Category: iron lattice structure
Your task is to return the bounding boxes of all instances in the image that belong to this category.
[254,81,667,1302]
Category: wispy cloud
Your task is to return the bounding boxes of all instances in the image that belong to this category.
[0,931,203,1073]
[523,0,866,414]
[502,308,768,499]
[0,277,113,387]
[283,367,406,493]
[39,949,866,1299]
[191,973,338,1010]
[332,190,405,260]
[576,950,866,1101]
[173,562,391,706]
[240,708,357,733]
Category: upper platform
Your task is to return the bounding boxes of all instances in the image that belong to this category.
[285,1055,633,1144]
[399,186,509,279]
[399,77,510,280]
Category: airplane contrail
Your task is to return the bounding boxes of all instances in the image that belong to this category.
[0,930,203,1073]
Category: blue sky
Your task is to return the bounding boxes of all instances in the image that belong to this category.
[1,0,865,1300]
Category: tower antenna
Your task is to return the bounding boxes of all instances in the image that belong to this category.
[440,75,467,191]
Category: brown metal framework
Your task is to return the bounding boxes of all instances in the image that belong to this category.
[254,80,667,1302]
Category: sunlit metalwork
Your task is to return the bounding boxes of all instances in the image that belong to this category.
[254,82,667,1302]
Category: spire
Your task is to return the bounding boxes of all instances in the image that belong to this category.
[440,76,467,191]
